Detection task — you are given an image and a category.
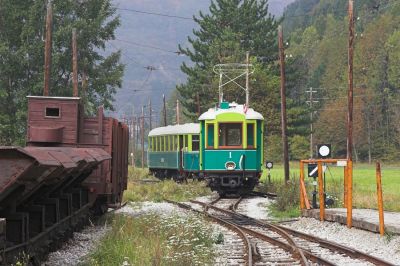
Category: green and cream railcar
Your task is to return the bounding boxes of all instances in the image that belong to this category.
[199,102,264,195]
[147,123,200,180]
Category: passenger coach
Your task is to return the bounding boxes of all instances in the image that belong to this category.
[199,102,264,195]
[147,123,200,180]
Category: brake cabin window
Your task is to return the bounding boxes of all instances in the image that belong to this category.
[45,107,60,118]
[247,124,254,147]
[192,135,200,151]
[219,123,242,147]
[207,124,214,148]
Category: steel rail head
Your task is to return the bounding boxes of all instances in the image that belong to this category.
[190,200,310,266]
[165,199,253,266]
[192,199,394,266]
[276,224,395,266]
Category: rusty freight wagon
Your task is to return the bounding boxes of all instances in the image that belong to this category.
[0,96,128,264]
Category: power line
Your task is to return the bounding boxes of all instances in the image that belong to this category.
[114,38,181,55]
[116,7,193,20]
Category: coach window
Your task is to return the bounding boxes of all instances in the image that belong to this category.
[219,123,242,147]
[192,135,200,151]
[184,135,188,150]
[207,124,214,148]
[159,137,162,152]
[247,123,254,148]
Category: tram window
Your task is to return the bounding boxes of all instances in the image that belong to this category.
[174,136,178,151]
[184,135,188,149]
[159,137,162,151]
[207,124,214,148]
[149,137,152,151]
[192,135,200,151]
[247,124,254,147]
[219,123,242,147]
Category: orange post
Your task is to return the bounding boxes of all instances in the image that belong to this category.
[344,165,348,207]
[317,161,325,221]
[300,161,305,209]
[376,162,385,236]
[300,178,311,210]
[346,160,353,228]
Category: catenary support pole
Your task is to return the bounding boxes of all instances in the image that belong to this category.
[149,99,152,130]
[346,0,354,228]
[141,106,144,169]
[278,25,290,183]
[176,99,180,125]
[43,2,53,96]
[376,162,385,236]
[72,28,78,97]
[163,94,167,126]
[245,51,250,107]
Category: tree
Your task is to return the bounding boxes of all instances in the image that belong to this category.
[0,0,123,145]
[177,0,279,120]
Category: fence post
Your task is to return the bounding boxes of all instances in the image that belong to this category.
[376,162,385,236]
[344,164,348,207]
[300,161,305,210]
[346,160,353,228]
[318,161,325,221]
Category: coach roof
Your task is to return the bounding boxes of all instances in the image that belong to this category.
[148,123,200,137]
[198,103,264,120]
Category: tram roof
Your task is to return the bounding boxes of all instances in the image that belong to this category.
[198,103,264,120]
[148,123,200,137]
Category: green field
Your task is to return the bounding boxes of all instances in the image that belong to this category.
[260,162,400,211]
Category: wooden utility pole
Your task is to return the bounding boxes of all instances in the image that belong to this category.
[131,115,136,167]
[43,2,53,96]
[278,25,290,182]
[306,88,319,158]
[245,51,250,107]
[176,99,180,125]
[149,99,152,130]
[72,28,78,97]
[163,94,167,126]
[141,106,145,169]
[346,0,355,228]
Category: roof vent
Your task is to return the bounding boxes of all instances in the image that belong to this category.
[220,102,230,109]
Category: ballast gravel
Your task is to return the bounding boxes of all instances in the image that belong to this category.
[42,196,400,266]
[42,224,110,266]
[283,217,400,265]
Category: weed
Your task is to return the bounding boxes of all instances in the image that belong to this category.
[384,230,395,243]
[85,213,216,265]
[124,167,211,202]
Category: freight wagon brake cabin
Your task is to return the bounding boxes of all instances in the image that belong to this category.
[147,123,200,179]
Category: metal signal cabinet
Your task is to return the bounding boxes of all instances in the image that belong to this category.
[147,124,200,180]
[199,102,264,195]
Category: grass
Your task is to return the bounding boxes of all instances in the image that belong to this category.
[85,213,216,266]
[123,167,212,202]
[259,162,400,212]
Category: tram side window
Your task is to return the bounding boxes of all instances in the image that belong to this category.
[247,124,254,147]
[192,135,200,151]
[219,123,242,147]
[149,137,152,151]
[184,135,188,150]
[158,137,162,152]
[207,124,214,148]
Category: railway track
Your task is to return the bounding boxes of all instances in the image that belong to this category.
[167,196,394,265]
